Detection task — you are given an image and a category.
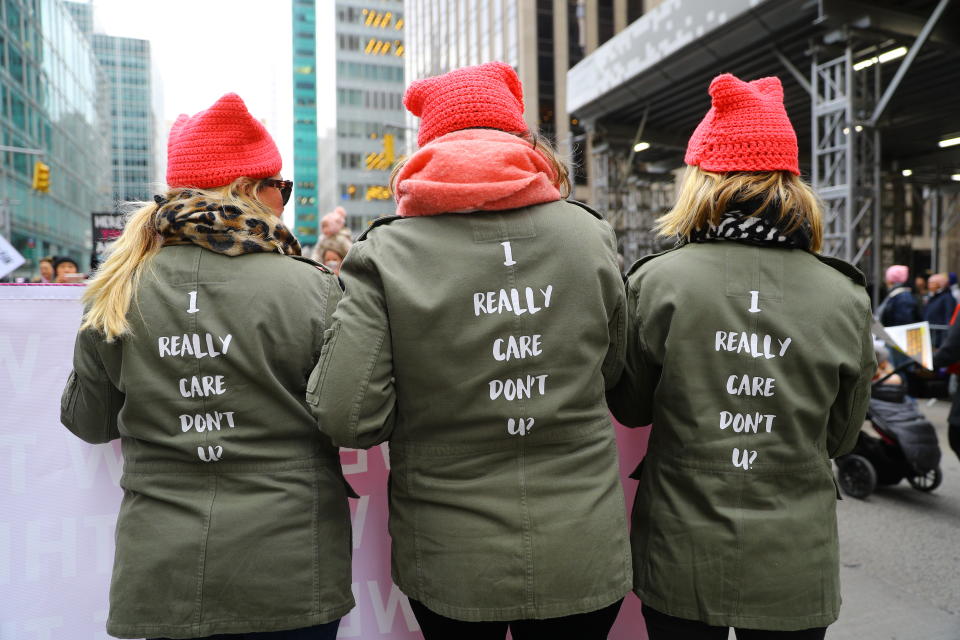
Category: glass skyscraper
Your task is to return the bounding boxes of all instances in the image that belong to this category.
[1,0,110,279]
[92,34,161,204]
[293,0,319,245]
[67,2,163,207]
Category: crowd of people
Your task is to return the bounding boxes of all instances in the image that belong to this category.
[878,265,960,344]
[55,62,912,640]
[28,255,83,283]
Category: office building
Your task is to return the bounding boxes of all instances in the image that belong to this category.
[1,0,111,278]
[328,0,406,233]
[92,34,163,204]
[68,2,164,206]
[293,0,320,244]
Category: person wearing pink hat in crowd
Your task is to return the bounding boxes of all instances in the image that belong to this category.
[876,264,921,328]
[60,93,354,640]
[309,62,630,638]
[607,74,875,638]
[311,208,353,274]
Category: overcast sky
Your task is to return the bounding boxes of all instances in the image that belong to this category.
[86,0,337,225]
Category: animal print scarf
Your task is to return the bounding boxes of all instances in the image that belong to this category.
[686,197,812,250]
[153,191,301,256]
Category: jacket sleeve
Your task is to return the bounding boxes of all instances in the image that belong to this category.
[605,279,657,428]
[827,301,876,458]
[307,241,396,449]
[933,317,960,368]
[60,329,124,444]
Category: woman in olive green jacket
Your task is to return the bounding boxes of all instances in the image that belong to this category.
[608,74,875,639]
[309,62,631,638]
[60,94,353,640]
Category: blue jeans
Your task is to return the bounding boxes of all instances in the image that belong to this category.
[148,619,340,640]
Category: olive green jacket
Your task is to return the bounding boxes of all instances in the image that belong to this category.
[308,200,632,621]
[608,241,875,631]
[60,246,354,639]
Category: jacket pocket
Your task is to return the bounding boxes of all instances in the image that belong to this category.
[306,327,340,408]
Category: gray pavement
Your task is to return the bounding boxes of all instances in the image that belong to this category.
[829,399,960,640]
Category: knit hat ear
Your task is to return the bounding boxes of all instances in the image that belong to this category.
[708,73,755,112]
[489,61,524,107]
[404,78,430,117]
[752,76,784,101]
[168,114,190,145]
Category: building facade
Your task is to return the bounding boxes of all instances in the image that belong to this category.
[1,0,111,279]
[330,0,406,232]
[91,34,162,205]
[292,0,320,244]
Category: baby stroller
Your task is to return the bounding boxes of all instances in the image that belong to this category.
[836,377,943,499]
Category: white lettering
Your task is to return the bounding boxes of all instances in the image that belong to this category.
[725,374,776,397]
[501,241,517,266]
[178,375,226,398]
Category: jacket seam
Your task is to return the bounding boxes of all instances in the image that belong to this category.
[194,474,218,625]
[349,326,388,446]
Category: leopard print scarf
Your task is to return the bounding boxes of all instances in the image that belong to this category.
[686,197,812,250]
[153,191,301,256]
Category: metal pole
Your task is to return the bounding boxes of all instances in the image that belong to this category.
[868,0,952,127]
[931,187,941,273]
[844,45,855,263]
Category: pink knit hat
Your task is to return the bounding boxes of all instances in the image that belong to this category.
[405,62,528,147]
[885,265,909,285]
[685,74,799,175]
[166,93,281,188]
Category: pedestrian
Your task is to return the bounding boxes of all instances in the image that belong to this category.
[923,272,955,346]
[59,93,353,640]
[308,61,631,639]
[607,73,875,639]
[312,210,353,274]
[53,256,82,282]
[877,265,920,327]
[31,255,54,283]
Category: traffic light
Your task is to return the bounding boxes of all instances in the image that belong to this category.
[32,161,50,192]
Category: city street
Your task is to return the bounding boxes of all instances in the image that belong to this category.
[830,399,960,640]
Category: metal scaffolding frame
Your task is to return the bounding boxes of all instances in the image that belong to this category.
[811,47,883,302]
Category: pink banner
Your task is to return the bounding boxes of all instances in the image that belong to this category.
[0,285,648,639]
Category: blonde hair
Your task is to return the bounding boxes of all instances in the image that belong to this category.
[81,177,276,341]
[656,166,824,253]
[388,128,572,199]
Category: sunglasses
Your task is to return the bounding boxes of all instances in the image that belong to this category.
[262,179,293,205]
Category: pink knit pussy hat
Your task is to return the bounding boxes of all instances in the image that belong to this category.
[885,265,909,285]
[685,74,799,175]
[166,93,281,189]
[405,61,528,147]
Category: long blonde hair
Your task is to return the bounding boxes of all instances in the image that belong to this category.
[81,177,275,341]
[388,128,572,199]
[656,166,824,252]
